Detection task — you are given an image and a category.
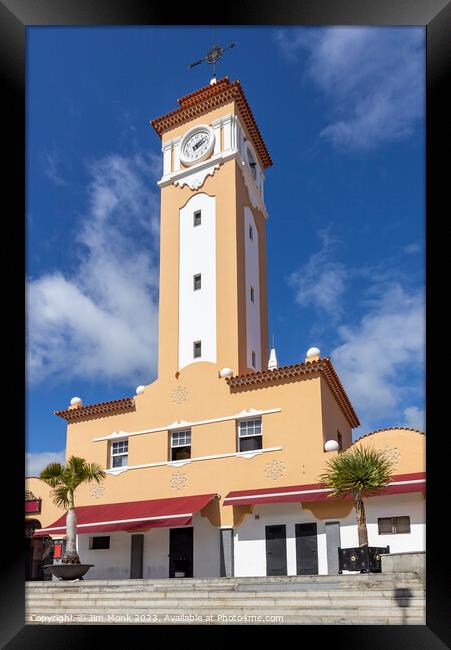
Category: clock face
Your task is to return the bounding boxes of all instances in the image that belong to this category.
[180,126,215,166]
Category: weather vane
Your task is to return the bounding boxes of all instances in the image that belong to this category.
[188,29,237,83]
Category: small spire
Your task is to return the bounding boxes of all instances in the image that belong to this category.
[268,347,278,371]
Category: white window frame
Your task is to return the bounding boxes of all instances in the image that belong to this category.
[110,439,128,468]
[238,417,262,452]
[171,429,192,461]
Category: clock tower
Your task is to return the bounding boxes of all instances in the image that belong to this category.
[151,77,272,380]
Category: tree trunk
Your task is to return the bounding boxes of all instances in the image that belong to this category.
[354,493,369,547]
[62,495,80,564]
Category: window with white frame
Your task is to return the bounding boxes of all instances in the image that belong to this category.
[238,417,262,452]
[110,440,128,468]
[378,516,411,535]
[171,429,191,461]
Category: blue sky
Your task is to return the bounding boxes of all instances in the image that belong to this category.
[26,26,425,475]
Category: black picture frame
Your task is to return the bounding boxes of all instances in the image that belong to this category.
[3,0,449,647]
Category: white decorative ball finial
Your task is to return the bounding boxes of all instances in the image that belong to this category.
[219,367,233,378]
[70,397,82,406]
[135,385,145,395]
[306,347,320,359]
[324,440,340,452]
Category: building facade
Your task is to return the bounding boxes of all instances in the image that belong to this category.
[26,77,425,580]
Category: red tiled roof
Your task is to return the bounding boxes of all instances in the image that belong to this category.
[226,357,360,429]
[54,397,135,422]
[351,427,425,445]
[151,76,272,169]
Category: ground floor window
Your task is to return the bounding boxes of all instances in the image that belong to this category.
[90,536,111,550]
[378,516,411,534]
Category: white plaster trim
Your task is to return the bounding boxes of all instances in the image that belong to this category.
[238,156,268,219]
[158,150,234,188]
[223,478,426,503]
[174,162,220,190]
[105,447,283,476]
[93,408,282,442]
[39,512,194,534]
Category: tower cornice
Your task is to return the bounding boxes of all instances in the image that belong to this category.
[151,77,272,170]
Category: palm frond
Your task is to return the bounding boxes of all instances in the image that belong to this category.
[39,462,65,487]
[319,446,395,498]
[39,455,106,511]
[51,484,71,509]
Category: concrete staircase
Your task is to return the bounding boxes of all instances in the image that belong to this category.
[26,573,425,625]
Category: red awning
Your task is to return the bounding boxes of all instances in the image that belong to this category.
[223,473,426,507]
[34,493,217,537]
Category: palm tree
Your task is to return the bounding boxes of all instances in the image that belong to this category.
[319,446,394,547]
[39,456,106,564]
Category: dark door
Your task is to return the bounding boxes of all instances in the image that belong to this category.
[169,527,193,578]
[265,525,287,576]
[296,523,318,575]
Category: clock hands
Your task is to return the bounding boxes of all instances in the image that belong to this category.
[192,137,207,152]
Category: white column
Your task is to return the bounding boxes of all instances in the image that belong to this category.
[222,114,233,152]
[173,137,181,172]
[212,118,222,155]
[162,141,172,177]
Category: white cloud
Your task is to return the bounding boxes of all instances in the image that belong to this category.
[288,229,347,319]
[332,284,425,424]
[41,149,67,186]
[404,243,421,255]
[27,152,160,386]
[275,27,424,150]
[403,406,425,431]
[26,449,66,477]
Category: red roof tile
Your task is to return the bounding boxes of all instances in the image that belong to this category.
[55,397,135,422]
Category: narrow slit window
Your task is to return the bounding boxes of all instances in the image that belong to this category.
[193,274,202,291]
[249,225,253,240]
[193,210,202,227]
[250,286,255,303]
[193,340,202,358]
[251,350,256,368]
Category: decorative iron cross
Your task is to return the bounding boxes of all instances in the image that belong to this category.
[188,41,237,81]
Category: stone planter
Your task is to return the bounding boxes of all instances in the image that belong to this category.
[338,546,390,573]
[42,564,94,580]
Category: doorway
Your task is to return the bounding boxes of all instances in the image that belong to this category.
[265,525,287,576]
[169,527,193,578]
[295,523,319,575]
